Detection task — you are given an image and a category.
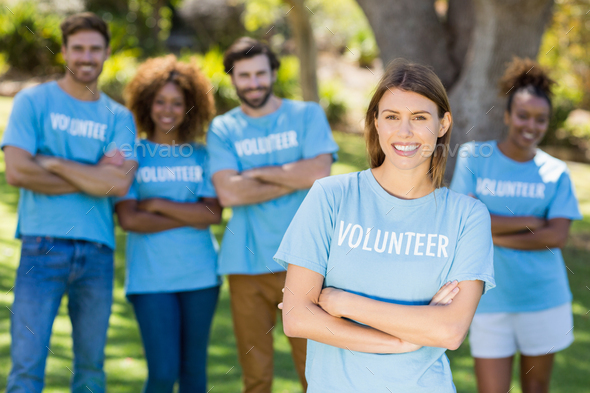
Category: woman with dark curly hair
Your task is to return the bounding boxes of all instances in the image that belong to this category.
[451,57,582,393]
[115,55,221,393]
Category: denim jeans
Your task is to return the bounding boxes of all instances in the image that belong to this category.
[127,285,220,393]
[7,236,114,393]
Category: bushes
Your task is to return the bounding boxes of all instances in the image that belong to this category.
[0,2,62,75]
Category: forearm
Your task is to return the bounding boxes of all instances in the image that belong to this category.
[216,176,294,207]
[245,154,332,190]
[340,295,459,349]
[150,199,221,227]
[47,158,135,197]
[490,214,541,235]
[493,227,566,250]
[118,209,185,233]
[283,301,416,354]
[337,281,483,350]
[9,165,78,194]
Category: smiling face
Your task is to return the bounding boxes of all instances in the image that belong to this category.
[151,82,186,137]
[504,90,550,151]
[61,30,110,85]
[231,54,276,109]
[374,88,451,174]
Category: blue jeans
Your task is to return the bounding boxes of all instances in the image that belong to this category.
[7,236,114,393]
[128,286,220,393]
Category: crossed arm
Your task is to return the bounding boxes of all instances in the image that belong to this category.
[282,264,476,353]
[115,197,222,233]
[3,146,136,197]
[212,153,333,207]
[466,194,572,250]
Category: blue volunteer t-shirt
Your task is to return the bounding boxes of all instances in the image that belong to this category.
[273,169,495,393]
[1,81,137,249]
[117,140,221,294]
[450,140,582,313]
[207,99,339,275]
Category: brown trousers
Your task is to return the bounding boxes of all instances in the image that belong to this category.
[228,272,307,393]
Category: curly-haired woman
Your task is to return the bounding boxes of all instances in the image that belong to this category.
[115,55,221,393]
[451,57,582,393]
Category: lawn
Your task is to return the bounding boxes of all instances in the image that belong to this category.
[0,95,589,392]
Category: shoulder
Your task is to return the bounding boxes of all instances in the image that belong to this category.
[102,94,133,120]
[283,99,323,116]
[208,107,243,137]
[314,171,362,198]
[13,82,53,105]
[457,140,495,159]
[535,149,570,182]
[444,188,490,219]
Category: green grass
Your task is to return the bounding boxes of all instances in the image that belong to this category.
[0,96,589,392]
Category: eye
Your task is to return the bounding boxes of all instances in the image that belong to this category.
[413,116,426,120]
[385,115,399,120]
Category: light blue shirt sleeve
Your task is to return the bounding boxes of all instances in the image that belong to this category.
[1,92,38,155]
[302,103,339,160]
[206,121,240,175]
[547,170,582,220]
[446,200,495,294]
[199,149,217,198]
[273,181,334,276]
[109,110,137,161]
[449,143,477,195]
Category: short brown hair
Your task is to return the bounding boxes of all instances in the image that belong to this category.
[124,55,215,142]
[223,37,280,74]
[60,12,110,47]
[364,59,453,189]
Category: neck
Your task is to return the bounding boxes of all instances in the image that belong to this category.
[150,129,183,145]
[57,74,100,101]
[497,138,535,162]
[372,161,435,200]
[240,95,282,118]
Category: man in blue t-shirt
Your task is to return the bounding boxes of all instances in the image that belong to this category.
[1,13,137,393]
[207,37,339,393]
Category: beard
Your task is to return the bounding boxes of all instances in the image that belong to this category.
[66,62,103,85]
[235,85,273,109]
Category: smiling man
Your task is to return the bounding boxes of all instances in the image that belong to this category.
[206,37,339,393]
[1,13,136,393]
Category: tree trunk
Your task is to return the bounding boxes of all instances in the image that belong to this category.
[447,0,553,180]
[285,0,320,102]
[356,0,553,181]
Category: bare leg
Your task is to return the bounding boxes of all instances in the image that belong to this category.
[520,353,554,393]
[474,356,514,393]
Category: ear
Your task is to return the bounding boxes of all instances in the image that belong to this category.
[503,110,510,126]
[271,69,278,83]
[61,44,67,59]
[374,113,380,134]
[105,46,112,58]
[438,112,452,137]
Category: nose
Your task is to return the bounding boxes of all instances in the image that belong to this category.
[397,118,413,138]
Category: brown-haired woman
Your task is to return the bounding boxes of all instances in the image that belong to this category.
[115,55,222,393]
[273,59,495,392]
[451,58,581,393]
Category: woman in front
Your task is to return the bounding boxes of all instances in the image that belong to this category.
[115,55,221,393]
[274,59,495,392]
[451,58,582,393]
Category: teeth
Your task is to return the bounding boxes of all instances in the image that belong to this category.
[523,132,535,139]
[394,144,419,152]
[161,117,173,123]
[80,66,94,71]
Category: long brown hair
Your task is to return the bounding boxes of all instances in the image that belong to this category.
[364,59,452,188]
[124,55,215,142]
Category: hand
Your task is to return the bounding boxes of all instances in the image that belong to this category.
[241,168,260,179]
[526,216,546,231]
[318,287,347,318]
[35,154,61,172]
[430,280,460,306]
[99,149,125,166]
[137,198,161,213]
